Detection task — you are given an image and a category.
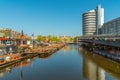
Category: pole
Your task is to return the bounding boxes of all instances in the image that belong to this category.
[31,34,34,49]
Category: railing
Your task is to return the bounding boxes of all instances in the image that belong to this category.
[80,39,120,47]
[79,34,120,40]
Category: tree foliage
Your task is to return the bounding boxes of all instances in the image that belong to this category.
[36,35,46,42]
[18,46,24,53]
[36,35,77,43]
[36,35,60,43]
[1,29,8,37]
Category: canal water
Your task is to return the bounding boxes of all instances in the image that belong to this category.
[0,45,120,80]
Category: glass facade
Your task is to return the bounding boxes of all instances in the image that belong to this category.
[102,17,120,34]
[96,5,104,34]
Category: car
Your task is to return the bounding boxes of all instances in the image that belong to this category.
[6,41,13,45]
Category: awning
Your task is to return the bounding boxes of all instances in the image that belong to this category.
[0,38,10,41]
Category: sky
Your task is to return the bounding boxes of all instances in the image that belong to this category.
[0,0,120,36]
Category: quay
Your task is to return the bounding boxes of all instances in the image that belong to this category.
[0,43,65,69]
[78,47,120,78]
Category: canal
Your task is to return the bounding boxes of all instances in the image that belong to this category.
[0,44,120,80]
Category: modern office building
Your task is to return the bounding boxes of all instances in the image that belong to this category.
[102,17,120,34]
[96,5,104,34]
[83,10,96,35]
[82,5,104,36]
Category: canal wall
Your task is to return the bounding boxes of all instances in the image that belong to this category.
[79,42,120,63]
[78,48,120,78]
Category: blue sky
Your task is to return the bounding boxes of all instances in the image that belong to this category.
[0,0,120,36]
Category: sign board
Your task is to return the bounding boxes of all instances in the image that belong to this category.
[31,34,34,37]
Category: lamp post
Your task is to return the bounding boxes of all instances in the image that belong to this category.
[31,34,34,49]
[21,30,24,45]
[8,29,13,54]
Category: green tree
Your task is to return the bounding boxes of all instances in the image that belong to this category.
[41,36,46,42]
[36,35,46,42]
[18,46,24,53]
[70,37,74,42]
[1,29,8,37]
[47,35,52,42]
[63,38,67,42]
[37,35,61,43]
[74,36,78,43]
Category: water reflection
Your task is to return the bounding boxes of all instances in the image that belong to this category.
[1,45,120,80]
[0,57,36,79]
[0,67,12,78]
[61,44,75,52]
[79,47,120,80]
[0,52,55,79]
[38,53,52,60]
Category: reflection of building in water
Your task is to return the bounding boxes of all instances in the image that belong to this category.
[83,58,105,80]
[0,58,32,79]
[12,60,30,68]
[6,67,12,73]
[98,68,105,80]
[0,69,5,78]
[79,46,120,80]
[13,57,37,68]
[0,57,37,79]
[20,68,23,79]
[62,45,74,52]
[0,66,12,78]
[79,48,105,80]
[83,58,98,80]
[39,53,52,60]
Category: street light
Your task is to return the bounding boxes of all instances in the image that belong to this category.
[21,30,24,45]
[31,34,34,49]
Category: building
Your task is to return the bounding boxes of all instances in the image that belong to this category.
[82,5,104,36]
[0,28,31,46]
[102,17,120,34]
[0,29,10,45]
[96,5,104,34]
[83,10,96,35]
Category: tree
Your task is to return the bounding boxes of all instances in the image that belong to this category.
[74,36,78,43]
[37,35,61,43]
[70,37,74,42]
[36,35,42,42]
[1,29,8,37]
[41,36,46,42]
[47,35,60,42]
[63,38,67,43]
[18,46,24,53]
[36,35,46,42]
[47,35,52,41]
